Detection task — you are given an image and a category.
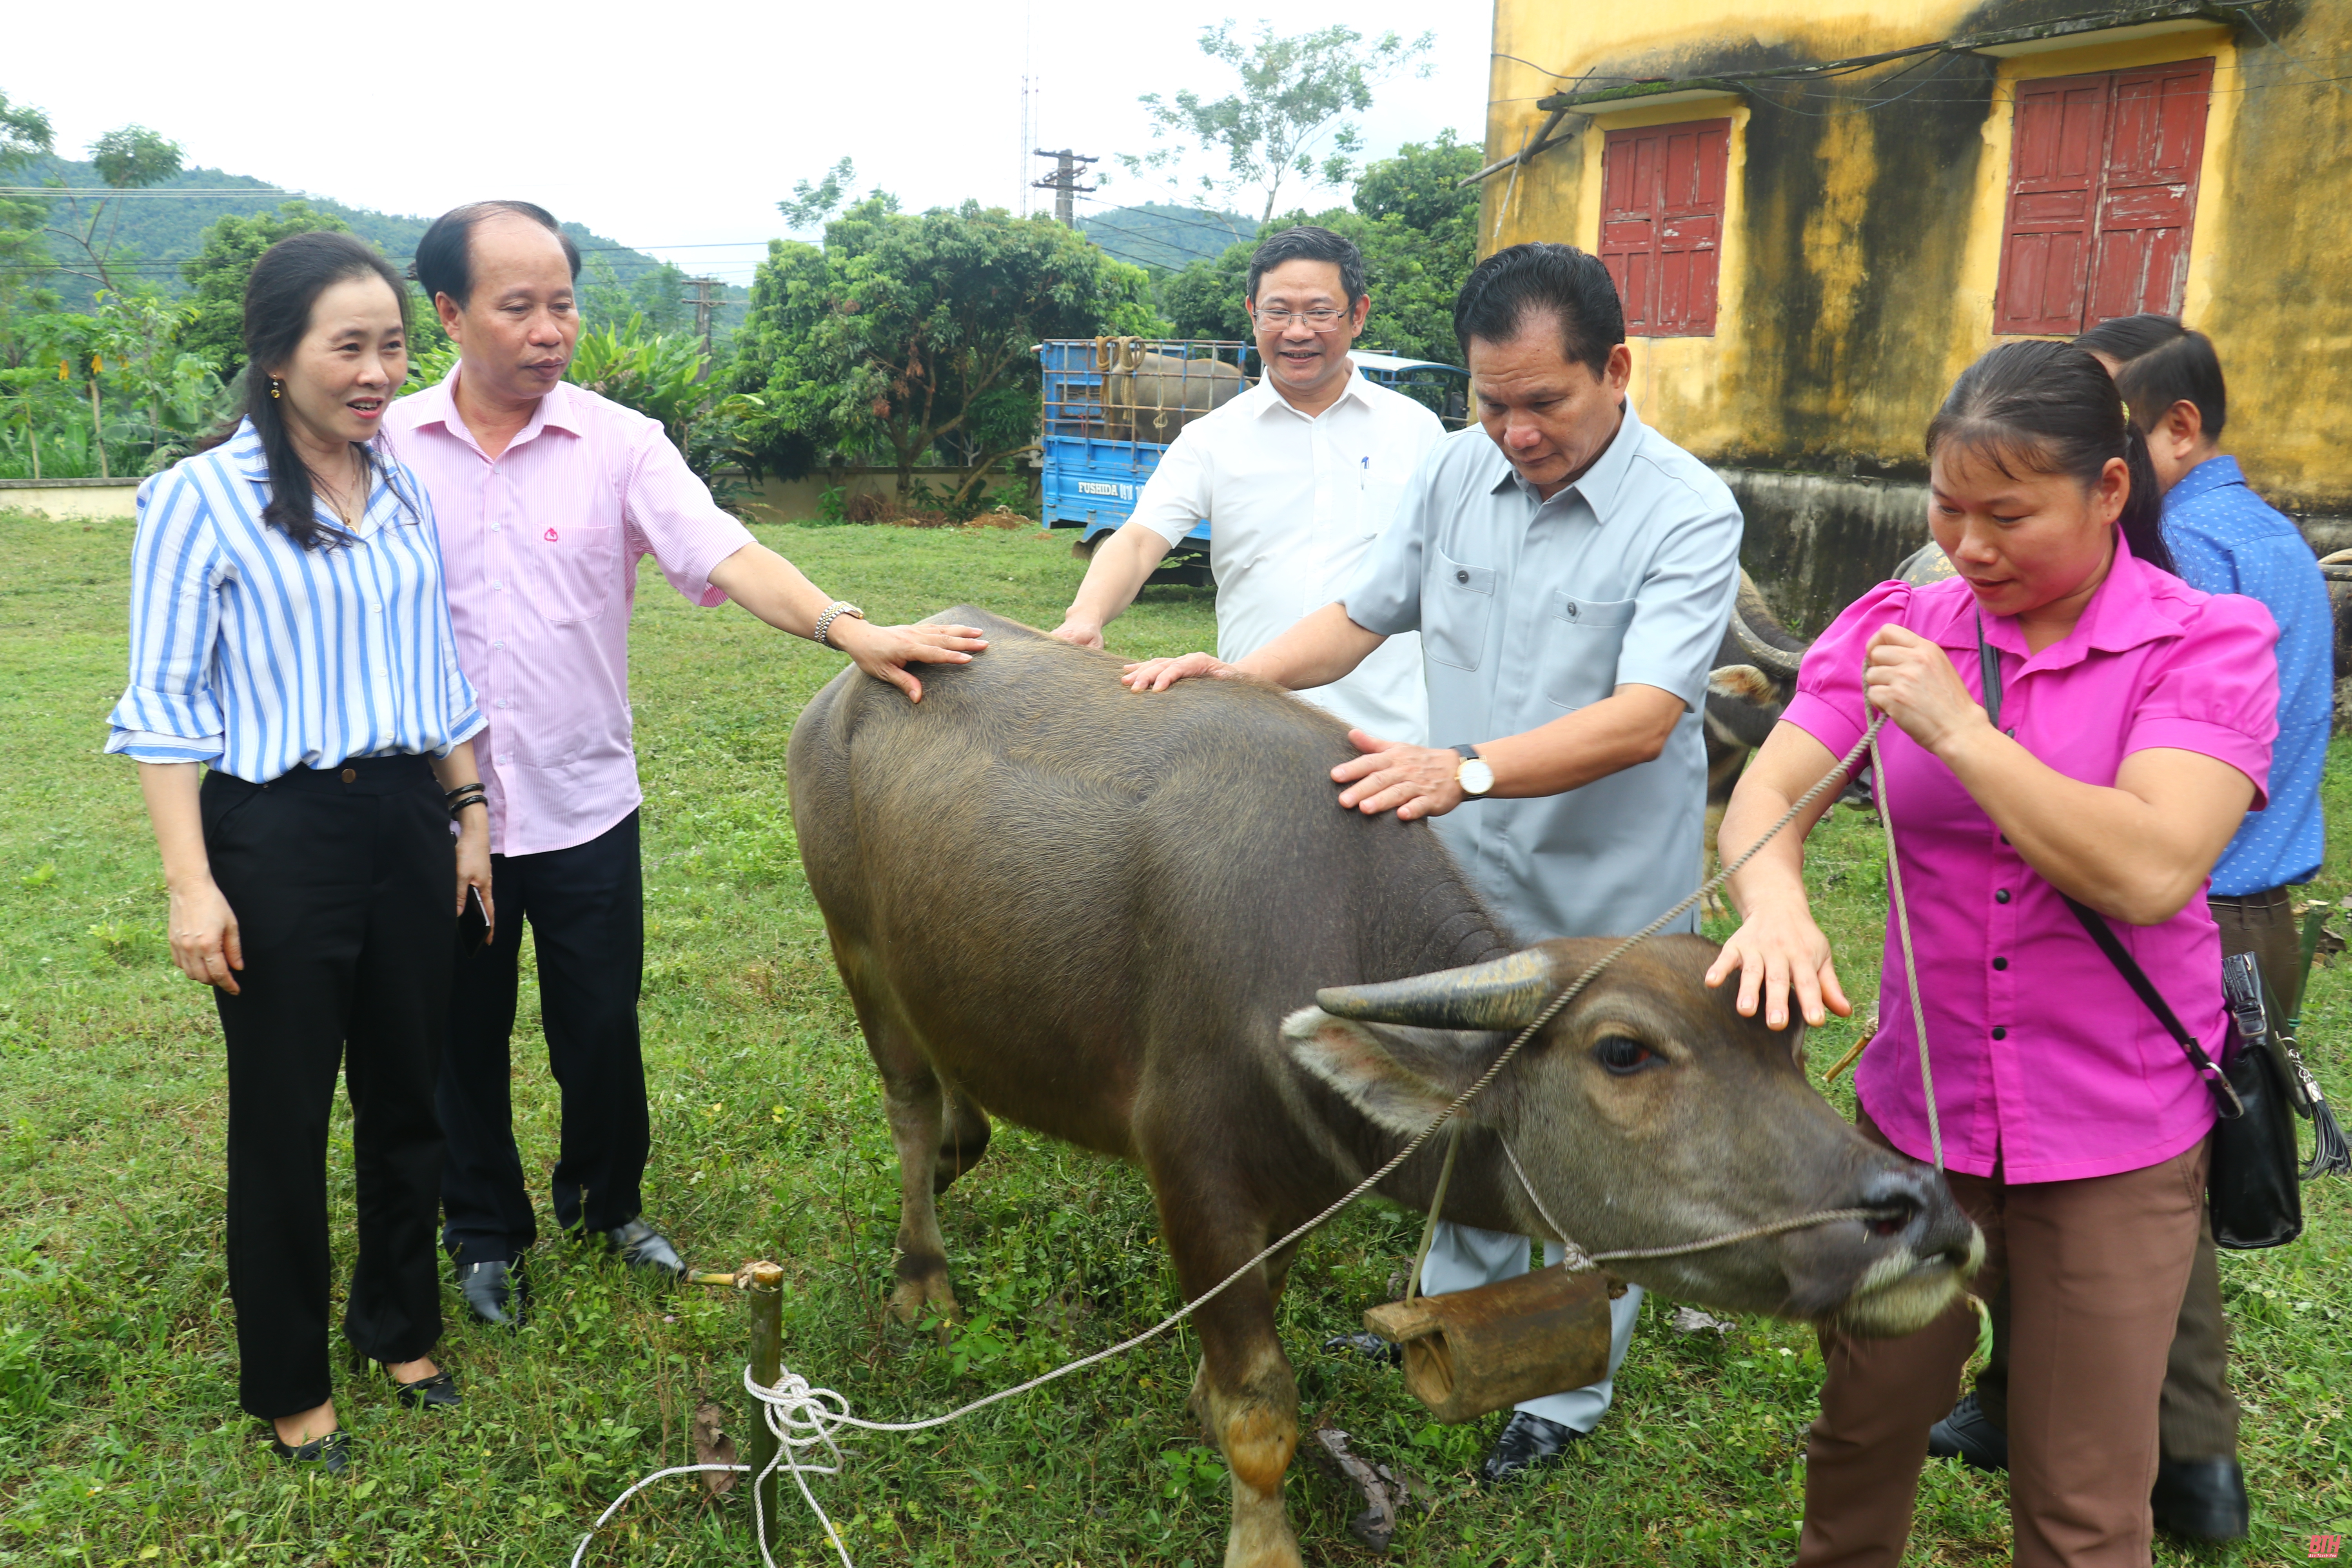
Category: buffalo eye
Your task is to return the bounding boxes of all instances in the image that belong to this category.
[1593,1035,1655,1076]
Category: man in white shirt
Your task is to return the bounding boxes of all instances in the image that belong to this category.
[1050,227,1442,741]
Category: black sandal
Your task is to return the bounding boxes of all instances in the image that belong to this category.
[348,1345,463,1409]
[269,1430,352,1472]
[392,1369,461,1410]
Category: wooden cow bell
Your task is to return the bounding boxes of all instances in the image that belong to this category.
[1362,1264,1615,1424]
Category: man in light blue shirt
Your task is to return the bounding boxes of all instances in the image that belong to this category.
[1929,316,2330,1545]
[1124,244,1743,1485]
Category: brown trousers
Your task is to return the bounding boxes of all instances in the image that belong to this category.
[1798,1110,2208,1568]
[1974,886,2303,1460]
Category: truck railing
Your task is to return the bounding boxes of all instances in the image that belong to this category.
[1041,337,1253,448]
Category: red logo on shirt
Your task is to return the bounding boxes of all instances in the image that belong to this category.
[543,528,560,542]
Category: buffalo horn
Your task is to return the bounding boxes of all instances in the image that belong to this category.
[1728,572,1806,682]
[1315,947,1558,1031]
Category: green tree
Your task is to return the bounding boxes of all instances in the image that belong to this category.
[89,289,216,469]
[1153,132,1481,364]
[1121,23,1434,225]
[1156,242,1252,341]
[44,125,184,292]
[0,92,56,320]
[1353,127,1482,233]
[580,254,689,335]
[727,188,1158,503]
[178,201,352,381]
[1348,130,1482,363]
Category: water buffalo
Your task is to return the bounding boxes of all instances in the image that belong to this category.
[1097,336,1245,443]
[1704,552,1956,810]
[787,610,1980,1568]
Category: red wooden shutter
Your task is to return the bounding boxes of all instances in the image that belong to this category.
[1601,119,1729,337]
[2088,57,2213,323]
[1996,73,2110,335]
[1996,59,2214,335]
[1657,120,1729,334]
[1600,130,1658,334]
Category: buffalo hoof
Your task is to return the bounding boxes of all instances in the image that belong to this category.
[888,1269,960,1328]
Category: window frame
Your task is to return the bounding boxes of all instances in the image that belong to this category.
[1598,117,1732,339]
[1993,56,2215,336]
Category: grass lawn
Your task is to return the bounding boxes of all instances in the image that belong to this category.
[0,510,2345,1567]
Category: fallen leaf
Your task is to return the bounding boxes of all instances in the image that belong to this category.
[693,1399,739,1495]
[1670,1306,1736,1336]
[1304,1419,1423,1552]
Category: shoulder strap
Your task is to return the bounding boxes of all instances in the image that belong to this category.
[1974,614,2241,1119]
[1976,612,2002,730]
[2063,895,2245,1120]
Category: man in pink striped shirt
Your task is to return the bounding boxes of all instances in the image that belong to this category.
[386,201,982,1326]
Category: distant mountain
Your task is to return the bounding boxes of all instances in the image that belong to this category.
[1078,203,1257,272]
[14,157,736,318]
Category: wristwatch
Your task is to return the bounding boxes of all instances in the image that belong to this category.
[813,600,866,648]
[1451,743,1495,797]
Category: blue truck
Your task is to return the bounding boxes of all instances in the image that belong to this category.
[1038,336,1468,585]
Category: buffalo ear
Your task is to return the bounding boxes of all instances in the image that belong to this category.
[1279,1006,1501,1134]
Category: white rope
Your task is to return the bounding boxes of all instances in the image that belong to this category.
[572,714,1899,1566]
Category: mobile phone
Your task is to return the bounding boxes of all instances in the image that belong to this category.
[458,884,491,949]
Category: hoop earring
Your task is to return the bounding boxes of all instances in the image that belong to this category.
[269,378,283,400]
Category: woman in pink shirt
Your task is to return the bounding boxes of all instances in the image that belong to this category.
[1709,341,2277,1568]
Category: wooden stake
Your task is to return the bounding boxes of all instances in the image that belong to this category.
[746,1260,785,1552]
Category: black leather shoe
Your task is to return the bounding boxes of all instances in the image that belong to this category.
[458,1259,527,1327]
[2152,1457,2249,1542]
[602,1218,686,1278]
[1481,1410,1584,1486]
[392,1369,461,1410]
[1927,1392,2009,1473]
[1322,1332,1402,1367]
[269,1430,351,1474]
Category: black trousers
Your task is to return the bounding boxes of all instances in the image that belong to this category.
[204,757,451,1421]
[439,810,648,1266]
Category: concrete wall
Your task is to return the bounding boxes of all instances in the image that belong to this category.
[1484,0,2352,514]
[1724,466,2352,636]
[729,466,1033,523]
[0,468,1041,527]
[0,478,142,520]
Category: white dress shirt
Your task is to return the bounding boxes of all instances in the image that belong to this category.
[1129,366,1442,743]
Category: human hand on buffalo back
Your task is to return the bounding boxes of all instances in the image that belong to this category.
[833,619,989,703]
[1049,617,1107,650]
[1703,895,1851,1032]
[1864,624,1991,757]
[1120,651,1240,691]
[1332,731,1464,821]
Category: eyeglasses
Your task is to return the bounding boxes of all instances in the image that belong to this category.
[1251,306,1349,331]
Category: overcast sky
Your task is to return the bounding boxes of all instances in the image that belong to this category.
[6,0,1506,283]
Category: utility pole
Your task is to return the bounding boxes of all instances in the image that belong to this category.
[683,276,723,372]
[1031,148,1097,228]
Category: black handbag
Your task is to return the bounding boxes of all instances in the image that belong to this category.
[1973,614,2301,1247]
[2063,903,2302,1249]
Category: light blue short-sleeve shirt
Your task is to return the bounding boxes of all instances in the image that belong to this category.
[1343,402,1744,942]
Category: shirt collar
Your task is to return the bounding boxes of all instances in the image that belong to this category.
[2166,453,2244,506]
[220,417,399,539]
[225,417,270,479]
[1483,396,1645,519]
[1244,362,1375,421]
[402,362,582,453]
[1925,527,2193,671]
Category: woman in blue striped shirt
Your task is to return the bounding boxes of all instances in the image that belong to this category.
[107,232,492,1472]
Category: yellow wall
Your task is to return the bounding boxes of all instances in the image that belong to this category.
[1483,2,2352,511]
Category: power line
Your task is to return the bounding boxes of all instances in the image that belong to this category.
[0,186,294,198]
